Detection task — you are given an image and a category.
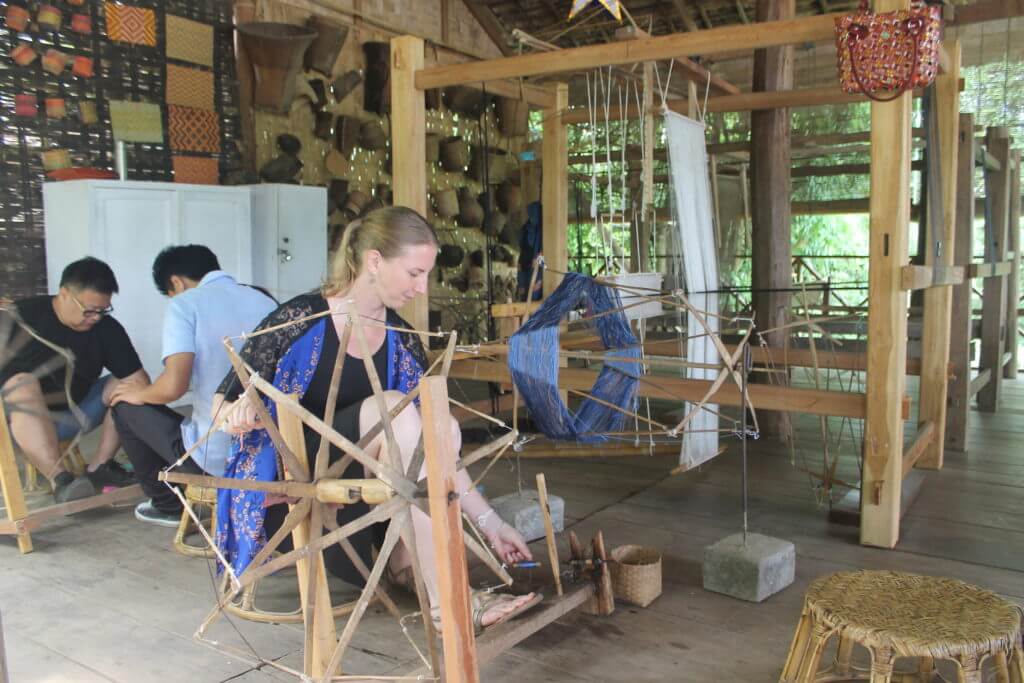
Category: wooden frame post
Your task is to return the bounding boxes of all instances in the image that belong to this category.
[542,83,568,298]
[278,409,337,679]
[421,375,480,683]
[0,401,32,554]
[391,35,429,331]
[861,0,914,548]
[917,41,960,469]
[978,126,1012,412]
[1004,150,1020,378]
[945,113,976,454]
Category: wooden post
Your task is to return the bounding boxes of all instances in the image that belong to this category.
[945,114,976,454]
[0,401,32,554]
[917,41,960,470]
[278,408,337,679]
[749,0,794,442]
[233,1,257,173]
[391,36,429,332]
[542,83,568,297]
[534,473,563,597]
[420,375,480,683]
[861,0,914,549]
[1003,150,1020,378]
[978,127,1011,412]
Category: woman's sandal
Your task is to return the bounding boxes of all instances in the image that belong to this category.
[469,590,543,635]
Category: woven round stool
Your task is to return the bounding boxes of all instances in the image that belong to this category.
[780,570,1024,683]
[173,484,218,558]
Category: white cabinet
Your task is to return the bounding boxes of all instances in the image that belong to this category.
[42,181,326,383]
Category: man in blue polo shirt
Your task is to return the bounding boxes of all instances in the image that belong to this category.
[110,245,276,526]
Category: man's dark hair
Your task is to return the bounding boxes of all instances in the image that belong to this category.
[152,245,221,295]
[59,257,119,295]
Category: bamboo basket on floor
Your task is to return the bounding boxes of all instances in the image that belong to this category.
[610,545,662,607]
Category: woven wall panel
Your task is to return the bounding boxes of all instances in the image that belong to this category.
[167,104,219,153]
[166,63,213,110]
[109,100,164,143]
[166,14,213,66]
[104,2,157,46]
[172,155,218,184]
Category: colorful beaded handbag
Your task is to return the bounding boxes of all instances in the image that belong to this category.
[835,0,943,102]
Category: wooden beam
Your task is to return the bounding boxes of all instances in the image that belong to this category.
[978,127,1012,412]
[542,84,568,298]
[613,25,741,96]
[233,2,257,174]
[915,43,960,469]
[948,0,1024,25]
[416,13,840,88]
[969,368,992,397]
[945,113,976,454]
[460,0,514,56]
[793,161,927,178]
[670,0,700,31]
[968,260,1013,278]
[420,375,480,683]
[901,420,936,479]
[477,585,595,663]
[0,400,32,553]
[751,0,795,442]
[901,265,965,290]
[392,36,429,333]
[1004,151,1021,377]
[861,0,913,549]
[447,358,911,420]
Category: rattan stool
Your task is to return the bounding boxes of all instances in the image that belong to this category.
[780,570,1024,683]
[173,484,217,558]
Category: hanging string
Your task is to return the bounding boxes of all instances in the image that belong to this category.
[585,72,598,221]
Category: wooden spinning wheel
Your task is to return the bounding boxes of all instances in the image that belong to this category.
[159,305,520,681]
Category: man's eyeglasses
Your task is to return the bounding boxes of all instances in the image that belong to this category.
[69,291,114,319]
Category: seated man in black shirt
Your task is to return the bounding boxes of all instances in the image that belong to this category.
[0,257,148,503]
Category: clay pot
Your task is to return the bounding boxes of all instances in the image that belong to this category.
[425,134,440,163]
[496,180,523,213]
[331,70,362,102]
[468,147,508,184]
[434,188,459,218]
[497,97,530,137]
[439,136,470,172]
[277,133,301,155]
[343,189,370,214]
[467,265,485,290]
[483,210,506,238]
[260,155,303,183]
[457,188,484,228]
[328,178,349,205]
[499,214,521,246]
[304,15,348,75]
[308,78,328,108]
[443,86,491,118]
[314,111,334,139]
[376,184,392,205]
[362,41,390,115]
[362,197,385,215]
[334,116,361,156]
[490,244,515,267]
[238,22,318,113]
[438,244,465,268]
[360,120,387,150]
[325,149,348,177]
[424,89,442,110]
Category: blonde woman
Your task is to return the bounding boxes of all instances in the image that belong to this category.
[213,207,538,631]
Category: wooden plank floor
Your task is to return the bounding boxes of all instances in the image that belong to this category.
[2,379,1021,682]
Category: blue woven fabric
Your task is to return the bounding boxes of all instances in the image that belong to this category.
[508,273,641,443]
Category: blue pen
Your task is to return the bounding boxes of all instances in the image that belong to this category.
[511,561,541,569]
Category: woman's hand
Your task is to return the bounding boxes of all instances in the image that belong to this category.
[486,522,533,565]
[214,392,265,435]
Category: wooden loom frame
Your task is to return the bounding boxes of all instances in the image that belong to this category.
[389,3,966,551]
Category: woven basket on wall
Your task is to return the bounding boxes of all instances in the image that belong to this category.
[610,545,662,607]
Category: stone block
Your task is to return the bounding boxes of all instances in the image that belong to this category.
[490,490,564,543]
[702,532,795,603]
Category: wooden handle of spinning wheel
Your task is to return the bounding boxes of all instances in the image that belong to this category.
[315,478,395,505]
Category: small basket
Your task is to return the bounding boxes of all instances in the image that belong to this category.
[610,545,662,607]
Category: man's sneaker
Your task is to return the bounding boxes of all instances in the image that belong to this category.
[53,471,96,504]
[134,500,182,528]
[87,460,136,489]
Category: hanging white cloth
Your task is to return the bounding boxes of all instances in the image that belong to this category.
[664,110,721,469]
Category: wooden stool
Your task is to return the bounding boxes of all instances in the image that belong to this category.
[22,442,88,493]
[173,484,218,558]
[780,570,1024,683]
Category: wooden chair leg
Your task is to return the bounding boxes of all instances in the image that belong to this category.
[995,650,1011,683]
[1009,648,1024,683]
[23,461,39,492]
[918,656,936,682]
[833,634,855,677]
[956,653,982,683]
[796,621,833,682]
[868,645,895,683]
[0,403,33,554]
[780,609,814,682]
